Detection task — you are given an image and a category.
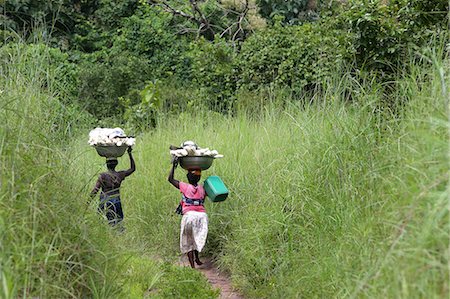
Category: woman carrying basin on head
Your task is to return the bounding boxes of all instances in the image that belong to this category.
[168,157,208,268]
[91,146,135,228]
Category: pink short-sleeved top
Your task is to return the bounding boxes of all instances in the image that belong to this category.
[179,181,206,213]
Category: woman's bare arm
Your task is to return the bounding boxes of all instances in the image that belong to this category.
[122,147,136,177]
[168,158,179,189]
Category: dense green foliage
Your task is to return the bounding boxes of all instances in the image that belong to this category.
[256,0,316,24]
[1,0,449,297]
[335,0,448,76]
[3,0,447,122]
[236,20,351,93]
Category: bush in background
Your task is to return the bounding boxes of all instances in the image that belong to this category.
[334,0,448,77]
[188,38,237,112]
[2,0,448,122]
[236,19,351,93]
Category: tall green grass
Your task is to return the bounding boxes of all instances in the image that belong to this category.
[0,41,124,298]
[72,50,448,298]
[0,42,218,298]
[4,39,447,298]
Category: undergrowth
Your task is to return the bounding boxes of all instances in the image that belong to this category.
[73,49,449,298]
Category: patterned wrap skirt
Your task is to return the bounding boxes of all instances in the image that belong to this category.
[180,211,208,254]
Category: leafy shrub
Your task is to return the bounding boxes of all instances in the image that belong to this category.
[121,80,163,130]
[75,6,193,120]
[77,50,151,119]
[116,8,191,80]
[256,0,314,24]
[394,0,448,29]
[334,0,448,76]
[94,0,139,29]
[236,20,352,93]
[188,38,237,112]
[238,0,447,104]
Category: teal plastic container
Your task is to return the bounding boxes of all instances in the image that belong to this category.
[204,176,229,202]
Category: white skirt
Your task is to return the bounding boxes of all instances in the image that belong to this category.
[180,211,208,254]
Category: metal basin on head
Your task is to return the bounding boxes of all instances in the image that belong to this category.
[179,156,214,170]
[95,145,128,158]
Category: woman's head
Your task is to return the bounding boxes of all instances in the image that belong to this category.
[187,169,201,185]
[106,158,118,170]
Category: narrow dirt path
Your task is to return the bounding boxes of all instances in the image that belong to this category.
[178,257,244,299]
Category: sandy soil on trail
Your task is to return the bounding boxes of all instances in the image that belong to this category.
[178,257,244,299]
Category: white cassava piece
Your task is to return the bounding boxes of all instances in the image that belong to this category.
[170,141,223,158]
[88,127,135,147]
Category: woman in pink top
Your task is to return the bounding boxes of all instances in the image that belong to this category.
[168,158,208,268]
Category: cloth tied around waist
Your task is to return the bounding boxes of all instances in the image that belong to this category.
[100,193,121,204]
[182,194,204,206]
